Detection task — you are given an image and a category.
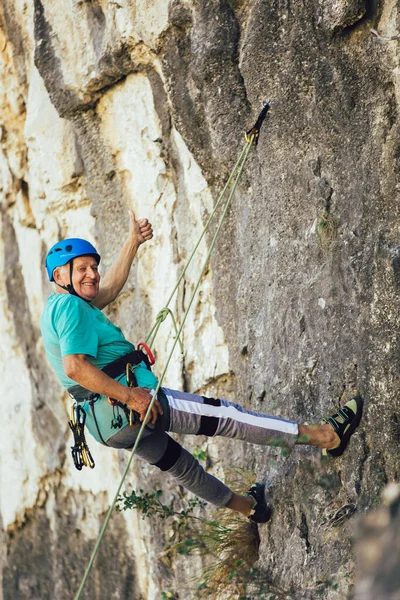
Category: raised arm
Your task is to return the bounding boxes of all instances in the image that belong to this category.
[92,211,153,310]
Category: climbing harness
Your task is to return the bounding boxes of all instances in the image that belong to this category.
[68,349,153,402]
[74,100,271,600]
[68,404,95,470]
[68,348,155,462]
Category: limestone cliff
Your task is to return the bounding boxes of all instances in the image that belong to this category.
[0,0,399,599]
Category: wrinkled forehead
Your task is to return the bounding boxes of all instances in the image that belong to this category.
[72,255,99,268]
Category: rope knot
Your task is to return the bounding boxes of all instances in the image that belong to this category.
[147,307,184,354]
[156,307,171,323]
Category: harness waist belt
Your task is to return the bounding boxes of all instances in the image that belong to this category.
[67,350,149,402]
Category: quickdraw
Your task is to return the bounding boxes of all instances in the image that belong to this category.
[245,99,271,145]
[68,404,95,470]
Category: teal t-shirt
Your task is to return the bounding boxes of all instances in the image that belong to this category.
[41,294,135,388]
[41,293,159,442]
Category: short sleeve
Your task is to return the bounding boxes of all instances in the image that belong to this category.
[54,296,99,358]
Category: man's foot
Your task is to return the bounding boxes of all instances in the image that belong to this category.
[246,482,273,524]
[322,396,364,457]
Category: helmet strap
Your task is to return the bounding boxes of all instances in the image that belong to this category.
[68,260,78,296]
[55,260,90,302]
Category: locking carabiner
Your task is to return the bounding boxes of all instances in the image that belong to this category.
[137,341,156,366]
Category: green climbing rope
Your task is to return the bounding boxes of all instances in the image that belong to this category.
[143,141,252,355]
[74,101,270,600]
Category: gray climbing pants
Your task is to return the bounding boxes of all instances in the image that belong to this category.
[108,388,299,508]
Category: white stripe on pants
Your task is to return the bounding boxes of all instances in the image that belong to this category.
[163,388,299,444]
[107,388,299,508]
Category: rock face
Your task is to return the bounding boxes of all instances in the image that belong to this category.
[355,484,400,600]
[0,0,399,599]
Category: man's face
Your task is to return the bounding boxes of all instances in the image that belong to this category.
[71,256,100,301]
[55,255,100,301]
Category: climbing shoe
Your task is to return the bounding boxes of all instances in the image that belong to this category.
[246,482,272,524]
[322,396,364,457]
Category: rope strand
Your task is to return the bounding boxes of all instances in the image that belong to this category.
[74,113,267,598]
[144,142,250,352]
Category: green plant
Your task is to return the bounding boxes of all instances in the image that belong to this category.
[314,578,339,595]
[316,210,338,254]
[117,486,291,599]
[116,488,206,521]
[193,446,208,462]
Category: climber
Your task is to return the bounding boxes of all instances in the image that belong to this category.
[40,211,363,524]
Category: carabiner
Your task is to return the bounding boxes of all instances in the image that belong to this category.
[68,402,95,471]
[129,409,140,428]
[76,405,86,427]
[137,342,156,366]
[71,446,83,470]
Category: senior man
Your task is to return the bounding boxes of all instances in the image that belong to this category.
[41,212,363,523]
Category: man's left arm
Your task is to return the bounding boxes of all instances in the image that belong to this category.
[93,211,153,310]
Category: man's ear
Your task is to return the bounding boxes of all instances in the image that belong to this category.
[53,267,60,284]
[53,266,65,285]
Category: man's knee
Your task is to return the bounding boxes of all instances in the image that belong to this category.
[152,435,182,471]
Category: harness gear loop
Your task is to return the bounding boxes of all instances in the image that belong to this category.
[74,107,270,600]
[68,404,95,470]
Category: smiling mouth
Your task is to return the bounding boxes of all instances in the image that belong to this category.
[82,283,97,289]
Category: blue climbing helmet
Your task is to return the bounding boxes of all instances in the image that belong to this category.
[45,238,101,282]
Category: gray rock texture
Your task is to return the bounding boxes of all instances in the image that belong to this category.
[0,0,399,598]
[355,484,400,600]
